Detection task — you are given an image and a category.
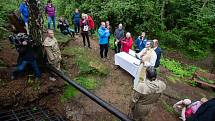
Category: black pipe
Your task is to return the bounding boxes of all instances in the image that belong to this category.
[47,65,133,121]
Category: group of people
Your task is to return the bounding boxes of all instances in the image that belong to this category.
[11,30,62,81]
[16,1,213,121]
[97,21,165,120]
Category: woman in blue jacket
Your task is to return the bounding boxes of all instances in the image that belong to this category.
[98,22,110,59]
[19,0,29,34]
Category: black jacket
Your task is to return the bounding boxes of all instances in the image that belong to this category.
[188,98,215,121]
[154,47,161,68]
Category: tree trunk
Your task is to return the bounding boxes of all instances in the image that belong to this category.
[28,0,44,64]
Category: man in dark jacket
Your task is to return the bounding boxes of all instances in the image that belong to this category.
[57,16,74,37]
[72,8,80,34]
[114,24,124,53]
[11,34,41,80]
[187,98,215,121]
[153,39,161,68]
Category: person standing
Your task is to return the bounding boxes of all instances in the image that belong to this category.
[106,21,112,45]
[134,41,157,89]
[45,0,56,30]
[121,32,133,53]
[19,0,29,34]
[153,39,162,68]
[43,30,62,71]
[72,8,80,34]
[98,22,110,59]
[114,24,124,53]
[80,14,91,48]
[135,32,147,52]
[130,67,166,121]
[11,34,41,80]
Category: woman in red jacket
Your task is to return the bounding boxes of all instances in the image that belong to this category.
[80,13,91,48]
[121,32,133,53]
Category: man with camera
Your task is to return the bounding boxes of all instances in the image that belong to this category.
[135,32,148,53]
[10,33,41,80]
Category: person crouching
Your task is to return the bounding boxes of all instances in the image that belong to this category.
[129,67,166,121]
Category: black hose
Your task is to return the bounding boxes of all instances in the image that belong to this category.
[47,65,133,121]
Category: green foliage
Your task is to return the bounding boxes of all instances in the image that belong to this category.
[63,47,109,76]
[61,76,99,102]
[199,77,215,84]
[160,58,198,78]
[75,76,99,90]
[54,31,71,43]
[60,84,77,102]
[61,46,109,102]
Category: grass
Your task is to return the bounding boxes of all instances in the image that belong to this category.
[198,76,215,84]
[161,100,175,114]
[160,58,198,78]
[63,47,109,76]
[61,46,109,102]
[54,31,72,43]
[60,76,99,102]
[166,75,181,83]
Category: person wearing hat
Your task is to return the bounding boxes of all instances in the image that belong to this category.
[129,67,166,121]
[173,99,192,121]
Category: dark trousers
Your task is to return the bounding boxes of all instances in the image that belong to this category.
[100,44,108,58]
[114,40,121,53]
[81,32,90,47]
[74,23,80,33]
[13,60,41,78]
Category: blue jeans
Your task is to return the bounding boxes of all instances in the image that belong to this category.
[62,28,74,37]
[13,60,41,78]
[48,16,56,30]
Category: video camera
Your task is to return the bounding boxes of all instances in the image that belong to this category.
[9,33,35,49]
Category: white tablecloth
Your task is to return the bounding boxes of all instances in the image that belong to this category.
[115,52,141,77]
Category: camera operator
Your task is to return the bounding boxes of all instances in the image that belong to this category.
[10,33,41,80]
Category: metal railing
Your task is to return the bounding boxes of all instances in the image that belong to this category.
[47,65,133,121]
[0,107,64,121]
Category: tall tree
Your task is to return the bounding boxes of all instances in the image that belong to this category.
[28,0,44,63]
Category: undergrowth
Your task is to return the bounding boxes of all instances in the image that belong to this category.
[161,100,175,114]
[160,58,211,87]
[60,76,99,102]
[63,47,109,76]
[61,47,109,102]
[160,58,198,78]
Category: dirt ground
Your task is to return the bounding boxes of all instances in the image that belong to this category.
[0,35,214,121]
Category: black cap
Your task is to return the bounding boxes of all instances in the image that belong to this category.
[146,66,157,81]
